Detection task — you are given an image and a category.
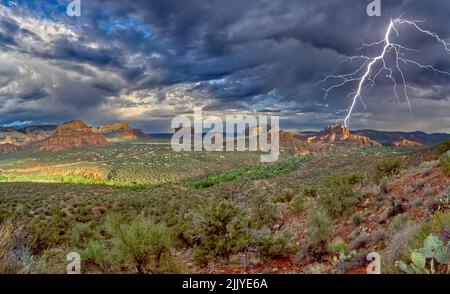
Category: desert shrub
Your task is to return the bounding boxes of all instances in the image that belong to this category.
[439,151,450,175]
[252,229,292,260]
[317,174,363,218]
[435,139,450,155]
[388,214,409,235]
[379,196,405,223]
[344,172,365,185]
[376,179,389,202]
[28,248,66,274]
[371,228,385,244]
[69,222,97,248]
[408,196,421,209]
[25,220,69,253]
[436,191,450,211]
[327,239,346,254]
[81,240,119,273]
[350,212,366,225]
[105,214,176,274]
[290,194,307,213]
[424,198,440,213]
[192,200,249,265]
[0,221,28,273]
[422,187,435,198]
[301,204,334,259]
[290,187,318,213]
[350,230,370,250]
[250,195,280,228]
[373,158,401,183]
[411,179,426,191]
[383,223,420,273]
[302,187,319,198]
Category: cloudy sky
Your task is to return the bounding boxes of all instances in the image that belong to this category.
[0,0,449,133]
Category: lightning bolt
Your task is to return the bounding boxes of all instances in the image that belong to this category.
[316,18,450,127]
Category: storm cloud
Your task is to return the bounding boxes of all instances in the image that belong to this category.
[0,0,449,132]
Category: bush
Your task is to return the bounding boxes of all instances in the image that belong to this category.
[350,232,370,250]
[0,221,27,273]
[327,239,346,254]
[105,214,176,274]
[82,240,116,273]
[383,223,420,273]
[250,195,280,228]
[350,212,366,225]
[252,229,292,260]
[305,205,334,257]
[388,214,409,235]
[28,248,66,274]
[69,222,97,248]
[290,195,307,213]
[411,179,426,191]
[435,139,450,155]
[192,200,249,265]
[317,174,362,218]
[373,158,401,183]
[439,151,450,176]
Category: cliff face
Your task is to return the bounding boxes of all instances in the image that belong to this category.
[307,124,381,147]
[0,143,21,154]
[93,122,151,141]
[23,126,55,141]
[35,120,108,151]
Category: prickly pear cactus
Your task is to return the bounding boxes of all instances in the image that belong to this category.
[396,234,450,274]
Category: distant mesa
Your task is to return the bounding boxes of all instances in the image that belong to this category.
[391,137,423,148]
[353,129,447,146]
[306,124,382,147]
[34,120,109,151]
[0,127,36,146]
[93,121,151,142]
[0,120,154,153]
[54,119,90,134]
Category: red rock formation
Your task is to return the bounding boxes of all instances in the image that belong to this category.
[391,137,423,147]
[0,130,34,146]
[35,120,108,150]
[0,143,20,154]
[307,124,381,147]
[93,122,151,141]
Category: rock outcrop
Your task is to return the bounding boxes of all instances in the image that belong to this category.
[93,122,151,141]
[0,143,21,154]
[391,137,423,148]
[35,120,108,150]
[0,128,35,146]
[307,124,381,147]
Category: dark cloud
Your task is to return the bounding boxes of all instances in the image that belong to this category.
[0,0,449,132]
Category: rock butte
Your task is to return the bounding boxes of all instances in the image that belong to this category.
[307,124,381,147]
[35,120,109,151]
